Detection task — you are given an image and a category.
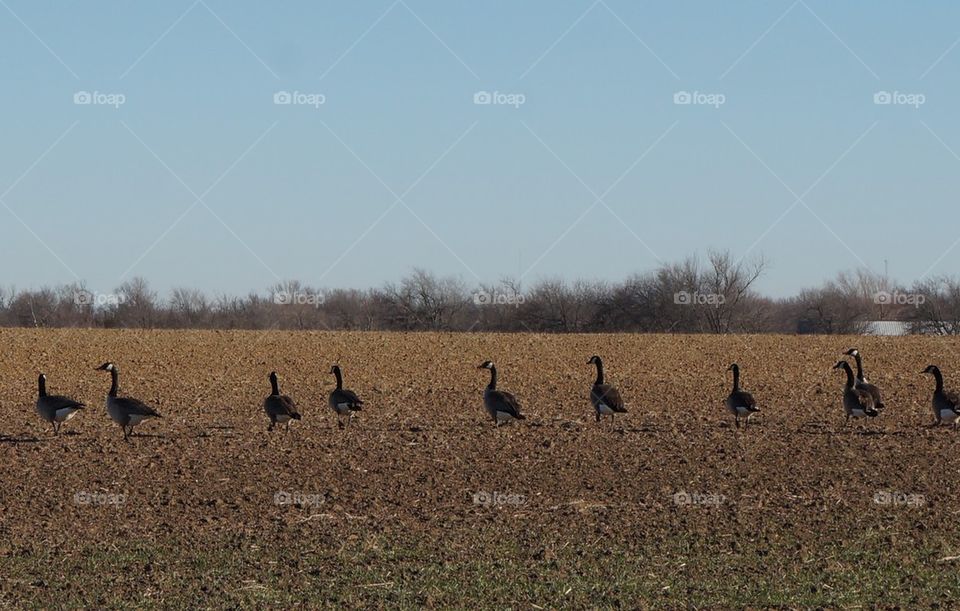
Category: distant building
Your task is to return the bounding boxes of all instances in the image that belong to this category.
[861,320,912,336]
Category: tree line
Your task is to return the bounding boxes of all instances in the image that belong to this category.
[3,250,959,334]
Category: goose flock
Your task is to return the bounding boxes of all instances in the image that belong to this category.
[28,348,960,439]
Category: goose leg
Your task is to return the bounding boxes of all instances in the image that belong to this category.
[268,421,275,432]
[735,416,740,429]
[52,422,59,435]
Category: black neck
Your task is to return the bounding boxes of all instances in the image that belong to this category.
[109,369,119,397]
[593,360,604,386]
[270,376,279,396]
[731,367,740,391]
[841,363,855,388]
[334,368,343,390]
[933,369,944,392]
[487,366,497,390]
[38,376,47,397]
[853,353,865,380]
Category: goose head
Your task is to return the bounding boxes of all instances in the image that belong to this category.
[95,362,116,372]
[844,348,860,357]
[477,361,494,370]
[921,364,940,376]
[330,365,341,376]
[587,355,602,366]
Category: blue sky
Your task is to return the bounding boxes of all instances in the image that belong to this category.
[1,1,959,298]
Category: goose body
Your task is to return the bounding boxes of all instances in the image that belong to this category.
[922,365,960,428]
[264,371,301,431]
[36,374,85,434]
[587,356,627,423]
[328,365,363,428]
[478,361,525,426]
[725,364,759,428]
[844,349,884,409]
[96,363,161,439]
[834,360,878,423]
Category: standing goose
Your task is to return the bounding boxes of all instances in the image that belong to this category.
[95,363,161,440]
[328,365,363,428]
[264,371,301,431]
[725,363,759,428]
[36,373,85,435]
[833,360,878,424]
[921,365,960,428]
[477,361,525,426]
[843,348,885,409]
[587,356,627,423]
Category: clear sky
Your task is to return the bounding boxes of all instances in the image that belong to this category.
[1,1,959,298]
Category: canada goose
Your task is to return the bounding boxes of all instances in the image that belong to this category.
[264,371,301,431]
[920,365,960,428]
[36,373,85,434]
[725,363,759,428]
[833,360,878,424]
[95,362,161,440]
[477,361,525,426]
[328,365,363,428]
[587,355,627,423]
[843,348,885,409]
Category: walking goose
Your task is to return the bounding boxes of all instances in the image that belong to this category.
[264,371,301,431]
[95,363,161,439]
[921,365,960,428]
[328,365,363,428]
[36,373,85,434]
[833,360,878,424]
[843,348,885,409]
[478,361,525,426]
[726,363,759,428]
[587,356,627,423]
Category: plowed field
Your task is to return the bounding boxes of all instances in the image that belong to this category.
[1,329,959,607]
